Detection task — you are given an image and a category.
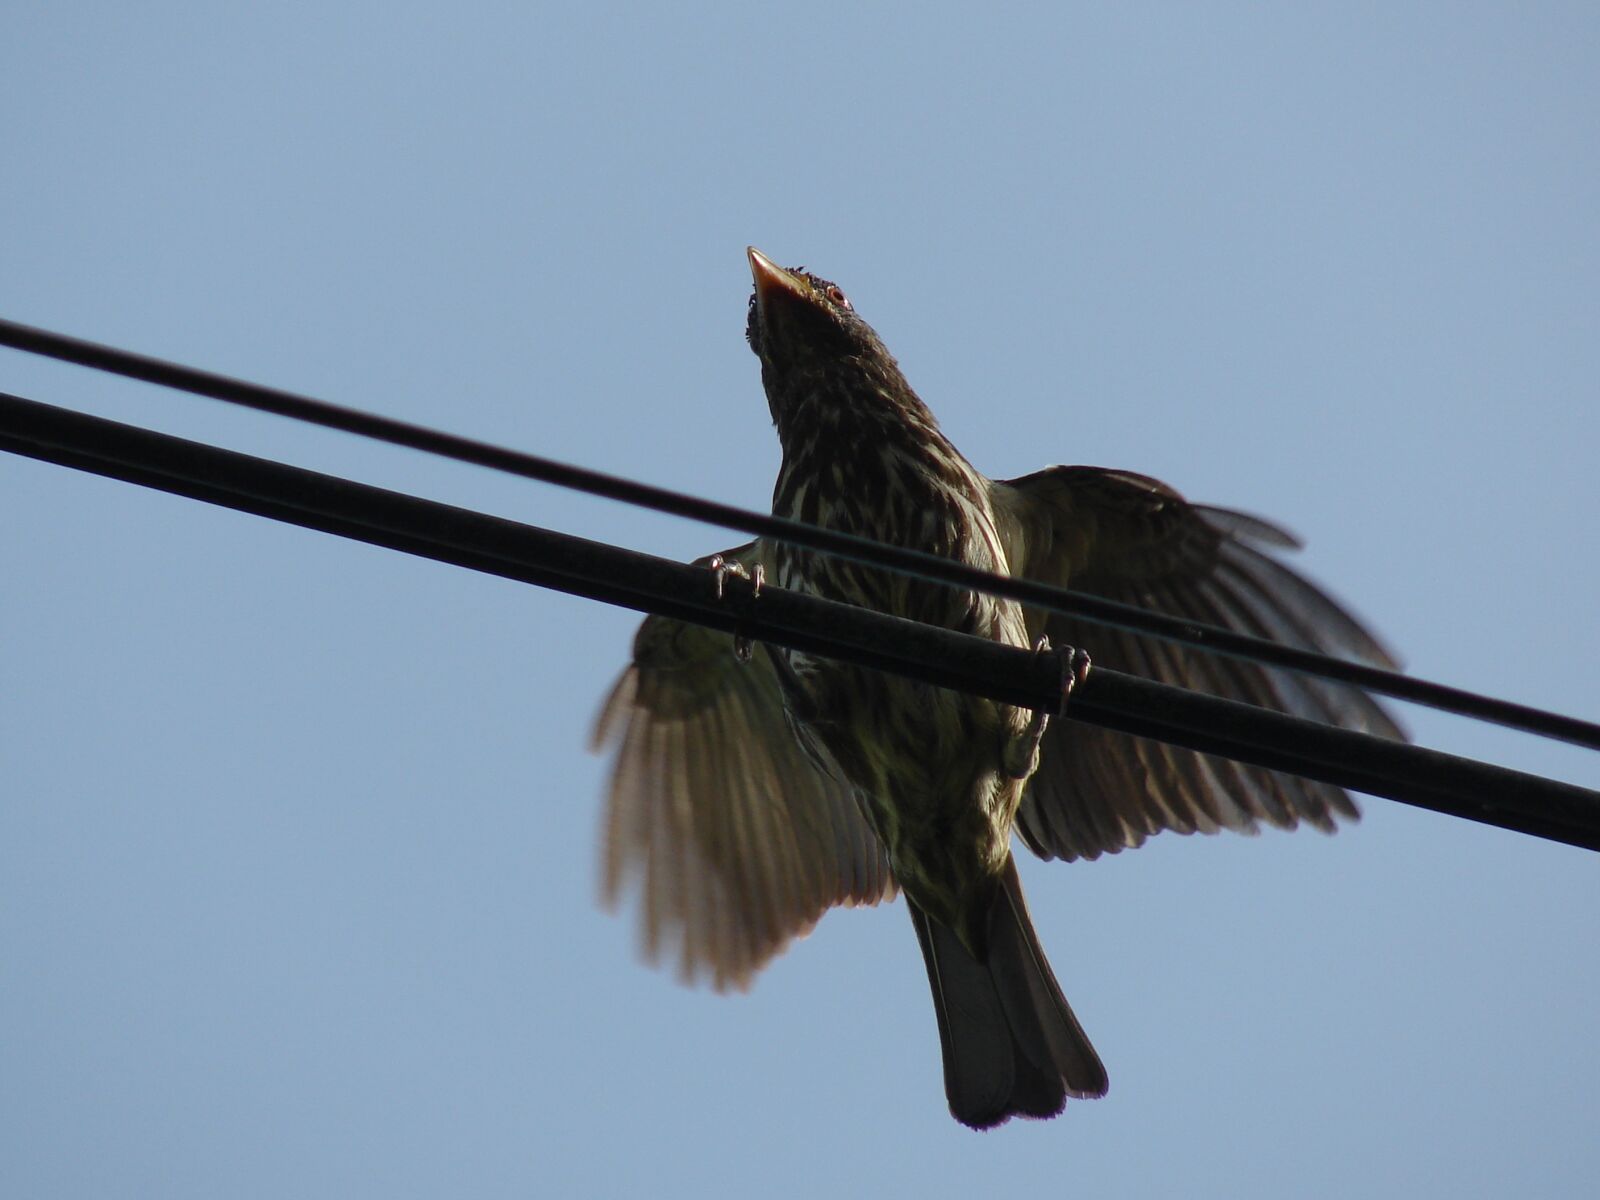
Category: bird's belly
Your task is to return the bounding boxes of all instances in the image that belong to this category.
[777,646,1026,923]
[770,470,1033,921]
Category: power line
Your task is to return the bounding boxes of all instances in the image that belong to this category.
[4,388,1597,852]
[2,315,1596,753]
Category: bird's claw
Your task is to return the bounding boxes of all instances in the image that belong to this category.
[1061,644,1092,696]
[708,554,764,600]
[707,553,737,600]
[706,556,764,662]
[1002,638,1091,780]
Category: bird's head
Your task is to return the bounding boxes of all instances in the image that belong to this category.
[744,246,896,386]
[743,247,936,443]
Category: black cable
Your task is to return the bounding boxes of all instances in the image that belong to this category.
[4,388,1597,852]
[3,315,1598,753]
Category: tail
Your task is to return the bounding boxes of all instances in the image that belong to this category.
[909,857,1108,1129]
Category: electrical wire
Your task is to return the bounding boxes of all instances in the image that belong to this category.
[2,315,1597,752]
[5,388,1596,852]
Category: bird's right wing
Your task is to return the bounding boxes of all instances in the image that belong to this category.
[996,466,1403,863]
[591,543,896,992]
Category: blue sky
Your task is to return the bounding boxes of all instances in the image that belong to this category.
[2,4,1596,1197]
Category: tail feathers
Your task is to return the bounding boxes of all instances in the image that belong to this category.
[910,858,1107,1129]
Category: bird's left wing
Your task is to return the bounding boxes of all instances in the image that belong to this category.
[994,466,1403,863]
[591,542,896,992]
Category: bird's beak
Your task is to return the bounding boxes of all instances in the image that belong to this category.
[748,246,809,310]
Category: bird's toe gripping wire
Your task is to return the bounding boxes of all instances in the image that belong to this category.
[1002,638,1091,780]
[706,553,764,662]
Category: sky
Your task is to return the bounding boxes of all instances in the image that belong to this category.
[2,4,1597,1197]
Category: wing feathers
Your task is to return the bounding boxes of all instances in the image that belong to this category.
[998,466,1402,863]
[592,548,895,991]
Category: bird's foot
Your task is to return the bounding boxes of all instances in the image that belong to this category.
[706,554,764,662]
[1002,639,1091,780]
[707,553,764,600]
[703,556,818,720]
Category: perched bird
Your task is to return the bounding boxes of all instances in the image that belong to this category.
[592,248,1401,1129]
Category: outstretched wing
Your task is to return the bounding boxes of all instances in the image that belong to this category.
[591,542,896,992]
[995,466,1403,863]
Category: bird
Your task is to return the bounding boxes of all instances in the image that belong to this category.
[591,247,1402,1129]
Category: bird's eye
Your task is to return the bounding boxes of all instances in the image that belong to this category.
[823,284,851,309]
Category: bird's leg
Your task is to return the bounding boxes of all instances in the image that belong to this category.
[705,556,820,721]
[1002,639,1092,780]
[706,555,764,663]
